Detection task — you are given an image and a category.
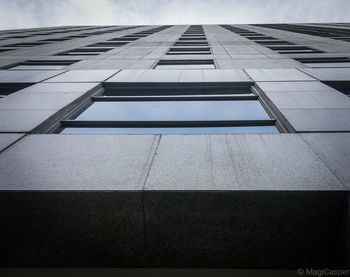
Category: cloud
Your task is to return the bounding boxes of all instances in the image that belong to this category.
[0,0,350,30]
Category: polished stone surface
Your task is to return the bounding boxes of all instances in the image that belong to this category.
[256,81,335,92]
[301,133,350,188]
[245,69,315,81]
[264,90,350,109]
[0,133,24,152]
[145,134,344,190]
[281,109,350,132]
[45,70,118,82]
[0,70,65,83]
[0,135,158,190]
[0,109,58,132]
[301,68,350,81]
[16,82,100,93]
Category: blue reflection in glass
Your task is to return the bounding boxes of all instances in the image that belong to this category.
[76,101,271,121]
[61,126,279,134]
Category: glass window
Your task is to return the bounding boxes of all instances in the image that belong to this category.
[74,100,271,121]
[104,86,253,96]
[167,47,211,55]
[58,84,280,135]
[155,60,215,70]
[155,64,215,70]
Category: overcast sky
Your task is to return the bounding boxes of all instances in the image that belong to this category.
[1,0,350,30]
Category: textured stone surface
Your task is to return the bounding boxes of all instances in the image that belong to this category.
[245,69,315,81]
[104,69,251,83]
[301,68,350,81]
[301,133,350,189]
[257,81,335,92]
[281,109,350,132]
[0,70,65,83]
[0,110,57,132]
[0,133,24,152]
[137,69,181,82]
[44,70,118,82]
[0,91,87,110]
[105,70,146,82]
[145,134,344,191]
[16,82,100,94]
[0,135,158,190]
[264,90,350,109]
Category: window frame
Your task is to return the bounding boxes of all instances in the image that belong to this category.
[153,59,216,70]
[54,83,283,134]
[166,47,212,55]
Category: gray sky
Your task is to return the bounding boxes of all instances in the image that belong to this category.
[1,0,350,30]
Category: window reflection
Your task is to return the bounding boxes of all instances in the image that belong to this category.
[75,100,271,121]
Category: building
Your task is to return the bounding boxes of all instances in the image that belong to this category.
[0,23,349,269]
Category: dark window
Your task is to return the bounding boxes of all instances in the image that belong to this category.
[8,60,80,70]
[323,81,350,97]
[267,45,323,54]
[252,23,350,43]
[56,48,114,56]
[167,47,211,55]
[0,83,33,97]
[244,36,276,40]
[0,48,16,53]
[174,41,209,46]
[154,59,215,69]
[4,42,48,47]
[254,40,295,45]
[295,57,350,68]
[108,37,139,41]
[87,42,128,47]
[178,37,207,41]
[38,38,71,42]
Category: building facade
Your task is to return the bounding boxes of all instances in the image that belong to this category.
[0,23,349,268]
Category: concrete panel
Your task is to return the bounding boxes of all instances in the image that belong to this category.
[203,69,251,82]
[137,70,181,82]
[0,70,65,83]
[0,134,159,190]
[257,81,333,92]
[179,70,204,82]
[104,70,146,82]
[264,90,350,109]
[217,59,303,69]
[0,92,86,110]
[245,69,316,81]
[45,70,118,82]
[301,68,350,81]
[281,109,350,132]
[145,134,344,191]
[0,110,57,132]
[17,82,100,94]
[0,133,24,152]
[301,133,350,188]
